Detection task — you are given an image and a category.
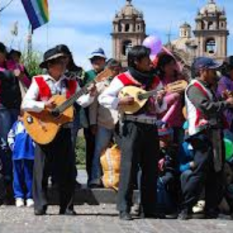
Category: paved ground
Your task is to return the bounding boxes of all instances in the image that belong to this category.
[1,170,233,232]
[0,204,233,233]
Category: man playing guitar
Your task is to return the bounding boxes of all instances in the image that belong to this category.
[22,46,96,215]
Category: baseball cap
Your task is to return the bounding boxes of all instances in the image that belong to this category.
[193,57,222,71]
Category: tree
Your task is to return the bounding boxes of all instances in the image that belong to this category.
[21,50,43,77]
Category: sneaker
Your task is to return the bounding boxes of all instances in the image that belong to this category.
[15,198,24,207]
[26,199,34,207]
[192,200,205,213]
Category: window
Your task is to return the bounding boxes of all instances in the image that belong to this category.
[122,40,132,56]
[208,21,214,30]
[205,38,216,54]
[118,23,122,32]
[201,20,205,30]
[125,24,130,32]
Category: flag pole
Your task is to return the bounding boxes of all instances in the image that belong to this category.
[27,24,33,65]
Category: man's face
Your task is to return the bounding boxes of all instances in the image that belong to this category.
[90,57,106,72]
[48,57,67,77]
[135,56,152,72]
[201,68,218,85]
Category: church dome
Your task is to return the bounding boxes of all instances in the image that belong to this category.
[117,0,143,19]
[180,22,191,28]
[199,0,223,15]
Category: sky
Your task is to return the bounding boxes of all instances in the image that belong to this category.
[0,0,233,69]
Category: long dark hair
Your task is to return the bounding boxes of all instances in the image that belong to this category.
[127,45,150,69]
[156,52,176,79]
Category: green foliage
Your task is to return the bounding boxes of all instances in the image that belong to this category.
[21,50,43,77]
[75,136,86,165]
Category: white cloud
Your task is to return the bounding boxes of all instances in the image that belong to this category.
[1,0,233,70]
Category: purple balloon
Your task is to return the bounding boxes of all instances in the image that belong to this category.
[143,35,162,55]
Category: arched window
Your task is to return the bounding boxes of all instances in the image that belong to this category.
[208,21,214,30]
[201,21,205,30]
[122,40,132,56]
[118,23,122,32]
[137,24,140,31]
[125,24,130,32]
[205,38,216,54]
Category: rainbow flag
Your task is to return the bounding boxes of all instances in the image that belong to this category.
[21,0,49,30]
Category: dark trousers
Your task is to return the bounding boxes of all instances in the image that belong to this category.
[13,159,34,199]
[84,127,95,184]
[33,129,75,212]
[117,121,159,214]
[0,108,19,182]
[182,133,224,211]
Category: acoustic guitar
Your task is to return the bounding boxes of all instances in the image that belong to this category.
[23,68,114,145]
[118,80,188,114]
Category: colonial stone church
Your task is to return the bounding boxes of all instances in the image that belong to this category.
[112,0,229,66]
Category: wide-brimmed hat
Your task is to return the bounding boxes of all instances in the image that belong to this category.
[88,48,106,60]
[40,47,66,68]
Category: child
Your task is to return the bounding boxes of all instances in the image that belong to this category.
[157,125,178,217]
[8,114,34,207]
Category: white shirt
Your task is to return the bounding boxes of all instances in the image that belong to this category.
[98,75,167,119]
[22,74,94,112]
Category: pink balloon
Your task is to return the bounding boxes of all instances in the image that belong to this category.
[143,35,162,56]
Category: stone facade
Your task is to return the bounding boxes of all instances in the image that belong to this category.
[111,0,146,67]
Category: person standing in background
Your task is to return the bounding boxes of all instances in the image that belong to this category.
[88,59,122,188]
[84,48,106,186]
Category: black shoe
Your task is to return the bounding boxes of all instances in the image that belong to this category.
[165,213,178,219]
[178,209,191,220]
[140,212,161,219]
[34,209,46,216]
[59,209,77,216]
[119,211,132,221]
[88,183,103,189]
[34,205,47,216]
[75,181,82,189]
[205,209,219,219]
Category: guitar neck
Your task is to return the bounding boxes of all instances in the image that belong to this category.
[138,89,161,100]
[54,80,96,114]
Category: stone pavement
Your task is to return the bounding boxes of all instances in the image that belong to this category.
[0,205,233,233]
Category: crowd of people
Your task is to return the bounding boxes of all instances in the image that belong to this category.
[1,40,233,221]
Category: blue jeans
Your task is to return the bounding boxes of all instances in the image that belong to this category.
[13,159,34,199]
[0,108,19,181]
[90,126,114,184]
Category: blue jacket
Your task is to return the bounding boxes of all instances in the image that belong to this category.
[7,120,34,160]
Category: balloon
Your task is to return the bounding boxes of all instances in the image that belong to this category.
[143,35,162,56]
[224,138,233,160]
